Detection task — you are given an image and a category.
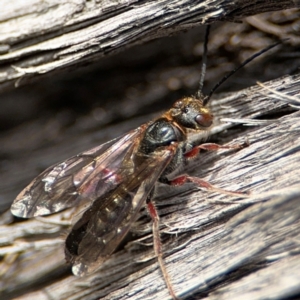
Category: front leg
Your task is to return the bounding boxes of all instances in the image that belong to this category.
[184,141,248,159]
[169,140,249,196]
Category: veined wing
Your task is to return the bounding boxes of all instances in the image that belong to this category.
[11,125,148,218]
[65,145,177,276]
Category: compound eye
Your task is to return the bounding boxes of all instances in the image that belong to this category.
[195,113,213,127]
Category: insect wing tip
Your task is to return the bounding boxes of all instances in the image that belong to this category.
[10,201,27,218]
[11,193,53,218]
[10,193,34,218]
[72,262,88,277]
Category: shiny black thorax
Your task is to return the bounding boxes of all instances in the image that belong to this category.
[139,118,187,183]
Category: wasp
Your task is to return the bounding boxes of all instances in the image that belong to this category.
[10,26,280,300]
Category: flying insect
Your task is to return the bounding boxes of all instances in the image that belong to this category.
[11,26,280,300]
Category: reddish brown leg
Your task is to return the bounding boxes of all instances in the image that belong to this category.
[179,141,249,196]
[170,175,248,197]
[184,141,248,159]
[147,200,179,300]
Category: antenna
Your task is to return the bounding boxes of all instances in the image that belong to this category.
[196,25,210,99]
[202,40,283,106]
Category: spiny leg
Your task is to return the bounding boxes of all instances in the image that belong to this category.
[147,198,179,300]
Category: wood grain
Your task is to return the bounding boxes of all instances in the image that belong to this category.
[0,0,298,92]
[0,1,300,300]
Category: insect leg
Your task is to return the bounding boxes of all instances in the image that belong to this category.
[146,197,179,300]
[170,175,248,197]
[184,141,248,159]
[170,140,249,196]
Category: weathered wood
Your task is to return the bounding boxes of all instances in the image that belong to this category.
[0,0,298,93]
[1,2,300,300]
[1,74,300,299]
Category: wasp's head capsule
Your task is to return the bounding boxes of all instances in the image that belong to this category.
[170,97,213,130]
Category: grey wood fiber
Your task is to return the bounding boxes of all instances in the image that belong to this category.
[0,0,298,92]
[0,1,300,300]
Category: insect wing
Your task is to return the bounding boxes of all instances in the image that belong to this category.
[66,146,176,276]
[11,128,144,218]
